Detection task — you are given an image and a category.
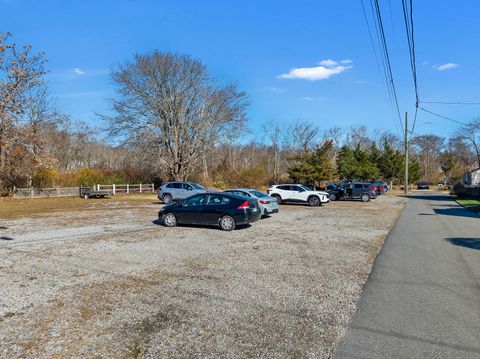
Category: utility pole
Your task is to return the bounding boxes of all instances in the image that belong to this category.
[404,112,408,194]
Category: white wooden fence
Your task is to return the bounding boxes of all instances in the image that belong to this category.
[13,184,155,199]
[95,184,154,195]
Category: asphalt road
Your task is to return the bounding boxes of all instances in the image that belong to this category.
[333,191,480,359]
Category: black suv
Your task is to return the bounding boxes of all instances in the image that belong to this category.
[329,181,378,202]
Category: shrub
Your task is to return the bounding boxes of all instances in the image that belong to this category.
[32,168,58,188]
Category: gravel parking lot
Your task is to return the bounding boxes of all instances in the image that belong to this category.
[0,194,405,358]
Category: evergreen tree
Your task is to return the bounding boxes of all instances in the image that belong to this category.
[336,145,357,179]
[353,145,380,180]
[379,140,403,181]
[288,141,334,186]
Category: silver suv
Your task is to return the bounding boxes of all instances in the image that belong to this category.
[158,182,207,204]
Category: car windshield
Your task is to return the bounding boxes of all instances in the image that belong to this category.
[190,183,205,189]
[300,185,312,191]
[250,190,268,198]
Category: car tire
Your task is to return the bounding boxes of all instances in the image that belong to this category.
[308,196,320,207]
[219,215,236,231]
[162,213,177,227]
[272,195,282,205]
[330,193,336,201]
[162,194,173,204]
[361,193,370,202]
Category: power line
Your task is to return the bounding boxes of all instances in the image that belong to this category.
[401,0,420,133]
[419,107,468,126]
[371,0,404,133]
[360,0,382,76]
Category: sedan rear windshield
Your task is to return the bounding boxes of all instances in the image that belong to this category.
[190,183,205,190]
[250,190,268,198]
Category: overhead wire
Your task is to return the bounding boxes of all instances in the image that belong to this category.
[401,0,420,134]
[419,107,468,126]
[371,0,404,134]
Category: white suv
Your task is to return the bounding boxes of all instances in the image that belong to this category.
[267,184,329,207]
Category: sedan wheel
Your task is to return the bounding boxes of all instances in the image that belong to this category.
[163,194,172,204]
[162,213,177,227]
[308,196,320,207]
[361,193,370,202]
[219,215,236,231]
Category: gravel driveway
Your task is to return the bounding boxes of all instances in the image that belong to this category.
[0,195,405,358]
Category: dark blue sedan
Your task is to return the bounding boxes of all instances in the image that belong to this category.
[158,192,261,231]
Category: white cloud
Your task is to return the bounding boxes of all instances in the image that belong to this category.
[73,68,85,75]
[341,59,353,65]
[278,59,352,81]
[435,63,459,71]
[270,87,286,93]
[319,59,338,67]
[300,96,325,101]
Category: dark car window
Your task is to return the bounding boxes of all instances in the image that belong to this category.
[233,191,249,197]
[166,183,174,188]
[184,195,206,207]
[250,190,268,198]
[169,183,182,189]
[354,184,363,189]
[183,183,193,190]
[363,184,371,189]
[192,183,205,189]
[292,186,305,192]
[207,195,231,205]
[277,185,287,191]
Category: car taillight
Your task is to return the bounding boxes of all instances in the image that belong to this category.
[372,186,377,191]
[237,201,249,209]
[259,200,270,204]
[379,186,383,191]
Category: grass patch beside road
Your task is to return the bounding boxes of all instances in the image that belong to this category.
[0,194,158,219]
[454,196,480,213]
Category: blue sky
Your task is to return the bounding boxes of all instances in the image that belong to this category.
[2,0,480,142]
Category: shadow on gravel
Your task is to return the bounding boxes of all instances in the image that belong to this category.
[434,207,479,219]
[445,237,480,250]
[0,226,8,229]
[151,219,252,231]
[0,236,14,240]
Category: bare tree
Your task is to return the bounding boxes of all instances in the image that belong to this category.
[286,121,319,153]
[104,51,248,181]
[410,134,445,181]
[346,125,372,150]
[456,118,480,168]
[263,121,283,183]
[0,32,46,190]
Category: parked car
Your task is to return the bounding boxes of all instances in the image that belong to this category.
[326,182,337,191]
[267,184,329,207]
[417,181,430,189]
[329,181,377,202]
[158,192,261,231]
[223,188,278,217]
[372,181,388,195]
[157,181,207,203]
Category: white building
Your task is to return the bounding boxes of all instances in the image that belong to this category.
[464,168,480,186]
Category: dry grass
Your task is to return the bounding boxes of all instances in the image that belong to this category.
[0,194,158,219]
